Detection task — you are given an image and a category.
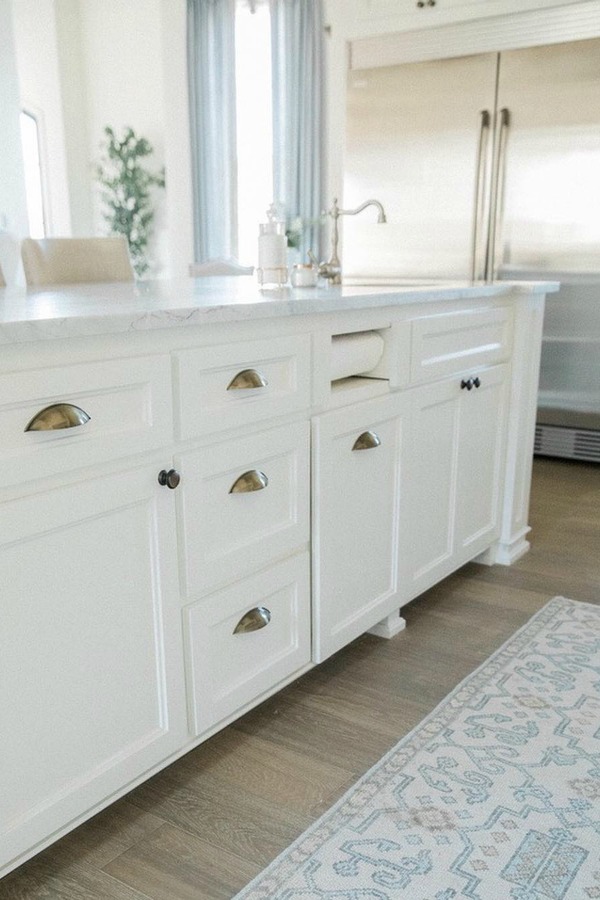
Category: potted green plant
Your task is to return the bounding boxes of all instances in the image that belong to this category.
[96,126,165,277]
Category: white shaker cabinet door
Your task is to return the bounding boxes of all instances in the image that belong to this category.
[312,393,410,663]
[454,364,509,561]
[401,363,509,602]
[0,463,186,876]
[400,377,460,601]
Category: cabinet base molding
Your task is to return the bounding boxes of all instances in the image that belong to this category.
[368,611,407,639]
[473,531,531,567]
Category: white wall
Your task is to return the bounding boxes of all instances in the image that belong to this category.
[12,0,72,235]
[160,0,194,278]
[0,0,29,284]
[54,0,93,236]
[6,0,186,278]
[79,0,169,276]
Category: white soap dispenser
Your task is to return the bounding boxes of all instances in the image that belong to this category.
[257,203,287,288]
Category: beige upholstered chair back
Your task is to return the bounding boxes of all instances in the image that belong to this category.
[21,237,135,287]
[189,258,254,276]
[0,263,5,288]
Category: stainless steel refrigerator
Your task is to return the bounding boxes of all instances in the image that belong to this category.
[343,37,600,462]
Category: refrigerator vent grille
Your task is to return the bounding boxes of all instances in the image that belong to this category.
[534,424,600,463]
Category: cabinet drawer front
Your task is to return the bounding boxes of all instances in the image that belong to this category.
[177,421,310,597]
[410,306,513,383]
[0,356,172,486]
[185,554,311,735]
[175,334,311,438]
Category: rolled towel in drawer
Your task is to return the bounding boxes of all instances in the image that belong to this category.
[330,331,385,381]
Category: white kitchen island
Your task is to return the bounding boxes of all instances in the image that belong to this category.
[0,276,556,877]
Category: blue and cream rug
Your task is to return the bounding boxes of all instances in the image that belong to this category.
[235,597,600,899]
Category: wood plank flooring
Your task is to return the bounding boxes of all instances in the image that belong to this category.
[1,457,598,899]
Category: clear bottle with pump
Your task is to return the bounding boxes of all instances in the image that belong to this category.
[257,204,287,288]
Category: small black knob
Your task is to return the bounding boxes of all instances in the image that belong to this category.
[461,378,474,391]
[473,377,481,389]
[428,0,436,5]
[158,468,180,489]
[416,1,425,6]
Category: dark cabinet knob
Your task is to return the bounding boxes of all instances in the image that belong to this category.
[461,378,474,391]
[473,377,481,388]
[158,469,180,489]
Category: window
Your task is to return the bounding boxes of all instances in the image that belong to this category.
[20,110,46,238]
[234,1,273,266]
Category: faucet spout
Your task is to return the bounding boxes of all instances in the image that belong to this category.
[319,197,387,285]
[338,199,387,224]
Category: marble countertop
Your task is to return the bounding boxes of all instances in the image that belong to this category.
[0,276,558,345]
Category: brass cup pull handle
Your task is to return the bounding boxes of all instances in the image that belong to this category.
[229,470,269,493]
[227,368,268,390]
[25,403,91,432]
[234,606,272,634]
[352,430,381,451]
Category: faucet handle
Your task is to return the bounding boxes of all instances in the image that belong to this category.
[318,260,342,283]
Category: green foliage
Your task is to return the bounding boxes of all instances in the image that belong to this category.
[285,213,327,252]
[96,126,165,277]
[285,216,304,249]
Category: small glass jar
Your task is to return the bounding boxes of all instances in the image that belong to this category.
[290,263,318,288]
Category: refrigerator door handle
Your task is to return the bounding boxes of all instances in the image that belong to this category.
[470,109,491,282]
[485,107,510,283]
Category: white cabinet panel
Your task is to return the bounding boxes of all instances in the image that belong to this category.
[0,464,186,874]
[185,554,311,735]
[174,334,311,439]
[410,306,513,383]
[177,421,310,597]
[350,0,584,40]
[401,378,459,596]
[455,364,509,558]
[312,392,410,662]
[355,0,483,20]
[0,356,173,486]
[401,363,510,599]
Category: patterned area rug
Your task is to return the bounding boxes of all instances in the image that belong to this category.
[234,597,600,899]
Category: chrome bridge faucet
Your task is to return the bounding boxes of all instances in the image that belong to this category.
[319,197,387,285]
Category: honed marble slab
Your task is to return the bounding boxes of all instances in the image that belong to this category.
[0,276,558,345]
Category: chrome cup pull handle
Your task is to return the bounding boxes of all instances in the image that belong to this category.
[25,403,91,432]
[229,470,269,493]
[227,368,268,390]
[352,430,381,451]
[233,606,272,634]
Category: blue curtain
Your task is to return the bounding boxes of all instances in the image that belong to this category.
[187,0,238,262]
[270,0,325,260]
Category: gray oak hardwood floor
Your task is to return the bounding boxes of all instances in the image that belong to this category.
[1,457,598,899]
